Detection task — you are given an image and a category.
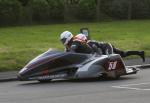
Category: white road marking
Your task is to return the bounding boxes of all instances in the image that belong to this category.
[112,82,150,91]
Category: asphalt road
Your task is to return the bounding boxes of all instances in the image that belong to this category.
[0,58,149,103]
[0,68,150,103]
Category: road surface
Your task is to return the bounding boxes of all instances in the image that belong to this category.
[0,69,150,103]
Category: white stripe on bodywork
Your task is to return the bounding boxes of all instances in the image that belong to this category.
[77,55,108,72]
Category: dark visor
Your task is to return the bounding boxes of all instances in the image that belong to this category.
[61,38,67,44]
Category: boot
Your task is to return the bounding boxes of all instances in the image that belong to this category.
[139,51,145,62]
[125,51,145,62]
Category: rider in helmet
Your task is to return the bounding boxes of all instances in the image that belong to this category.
[60,31,93,54]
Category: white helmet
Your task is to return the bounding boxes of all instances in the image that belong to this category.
[60,31,73,45]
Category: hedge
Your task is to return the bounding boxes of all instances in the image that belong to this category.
[47,0,64,22]
[77,0,96,21]
[27,0,50,23]
[0,0,23,25]
[1,0,150,26]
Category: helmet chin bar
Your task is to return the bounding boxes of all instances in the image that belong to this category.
[61,38,67,44]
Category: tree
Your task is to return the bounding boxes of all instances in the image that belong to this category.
[28,0,50,23]
[127,0,132,20]
[63,0,80,22]
[47,0,64,22]
[78,0,96,21]
[96,0,101,21]
[0,0,23,25]
[18,0,29,6]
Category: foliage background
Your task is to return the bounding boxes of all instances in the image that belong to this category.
[1,0,150,26]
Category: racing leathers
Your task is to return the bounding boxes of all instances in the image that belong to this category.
[87,40,145,62]
[87,40,113,55]
[65,34,93,54]
[113,47,145,62]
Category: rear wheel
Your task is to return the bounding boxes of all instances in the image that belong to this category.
[105,71,120,80]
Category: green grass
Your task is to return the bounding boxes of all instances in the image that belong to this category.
[0,20,150,71]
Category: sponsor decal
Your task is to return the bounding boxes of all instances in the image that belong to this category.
[29,73,67,80]
[108,61,117,70]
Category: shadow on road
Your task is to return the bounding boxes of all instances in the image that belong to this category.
[19,75,138,86]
